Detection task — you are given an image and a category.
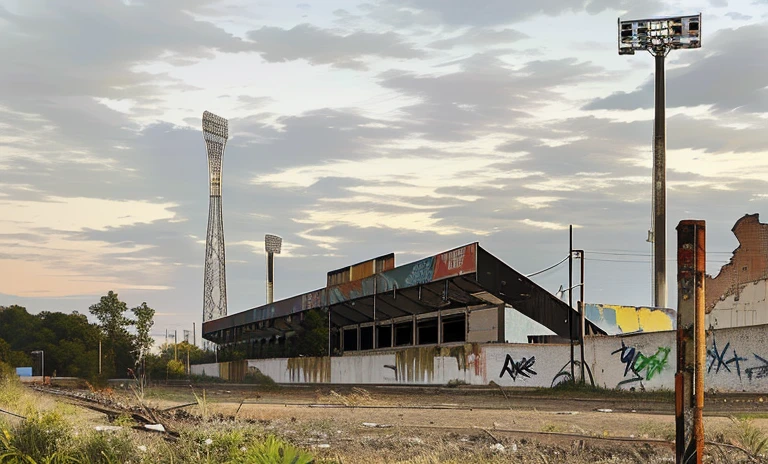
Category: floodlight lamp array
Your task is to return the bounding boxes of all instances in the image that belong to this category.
[265,234,283,254]
[202,111,229,141]
[618,14,701,55]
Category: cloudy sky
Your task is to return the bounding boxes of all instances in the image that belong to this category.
[1,0,767,343]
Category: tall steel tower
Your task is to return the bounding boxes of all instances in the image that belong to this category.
[202,111,229,322]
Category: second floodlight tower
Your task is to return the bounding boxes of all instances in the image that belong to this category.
[618,14,701,309]
[202,111,229,322]
[264,234,282,304]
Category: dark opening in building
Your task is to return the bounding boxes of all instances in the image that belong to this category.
[360,326,374,350]
[377,324,392,348]
[343,328,358,351]
[417,317,438,345]
[442,313,466,343]
[394,321,413,346]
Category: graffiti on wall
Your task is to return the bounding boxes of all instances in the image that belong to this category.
[499,354,536,381]
[611,341,670,387]
[585,304,676,335]
[551,360,594,387]
[746,356,768,381]
[707,336,748,379]
[707,335,768,383]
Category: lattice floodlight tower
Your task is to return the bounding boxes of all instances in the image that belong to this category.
[264,234,282,304]
[202,111,229,322]
[618,14,701,309]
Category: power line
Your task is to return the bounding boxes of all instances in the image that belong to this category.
[525,255,569,277]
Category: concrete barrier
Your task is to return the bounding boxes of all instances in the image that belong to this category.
[192,324,768,392]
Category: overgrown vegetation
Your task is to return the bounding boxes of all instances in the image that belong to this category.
[729,416,768,457]
[0,369,317,464]
[0,297,217,385]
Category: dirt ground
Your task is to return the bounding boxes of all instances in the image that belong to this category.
[116,384,768,463]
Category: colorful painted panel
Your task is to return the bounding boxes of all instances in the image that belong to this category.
[328,279,366,305]
[585,303,676,335]
[378,257,435,292]
[432,244,477,280]
[302,289,326,310]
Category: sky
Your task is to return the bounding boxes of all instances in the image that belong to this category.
[1,0,767,345]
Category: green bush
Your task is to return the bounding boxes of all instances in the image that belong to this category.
[229,435,314,464]
[10,411,71,462]
[77,432,134,464]
[242,369,276,387]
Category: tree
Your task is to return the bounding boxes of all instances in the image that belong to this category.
[131,302,154,393]
[89,291,134,378]
[131,302,155,364]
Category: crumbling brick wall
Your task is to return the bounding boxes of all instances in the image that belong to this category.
[706,214,768,312]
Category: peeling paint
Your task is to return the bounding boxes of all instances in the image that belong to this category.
[586,304,675,334]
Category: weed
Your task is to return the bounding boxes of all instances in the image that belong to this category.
[446,379,468,388]
[192,388,211,422]
[230,435,314,464]
[111,413,135,428]
[243,369,277,387]
[11,411,72,462]
[77,432,134,464]
[637,421,675,441]
[541,423,565,433]
[729,416,768,457]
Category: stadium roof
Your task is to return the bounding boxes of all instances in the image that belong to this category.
[202,243,606,343]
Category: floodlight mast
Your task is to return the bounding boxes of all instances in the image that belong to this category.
[202,111,230,323]
[265,234,282,304]
[617,14,701,310]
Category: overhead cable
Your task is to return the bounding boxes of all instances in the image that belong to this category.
[525,255,569,278]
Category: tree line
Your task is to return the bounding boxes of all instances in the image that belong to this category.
[0,291,214,382]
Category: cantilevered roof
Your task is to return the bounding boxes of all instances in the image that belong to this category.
[202,243,606,343]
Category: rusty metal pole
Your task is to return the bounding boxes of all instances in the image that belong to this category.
[676,220,705,463]
[653,52,667,310]
[693,222,706,460]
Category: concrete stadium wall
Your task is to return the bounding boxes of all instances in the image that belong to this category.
[191,362,220,378]
[193,324,768,392]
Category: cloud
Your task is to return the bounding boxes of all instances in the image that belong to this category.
[245,23,424,69]
[725,12,752,20]
[427,27,528,50]
[361,0,664,27]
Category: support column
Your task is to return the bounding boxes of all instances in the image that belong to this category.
[497,304,505,343]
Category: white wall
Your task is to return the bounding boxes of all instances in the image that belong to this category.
[190,362,220,378]
[192,324,768,392]
[708,279,768,329]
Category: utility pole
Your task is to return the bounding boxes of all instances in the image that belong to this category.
[568,225,574,383]
[174,330,178,361]
[193,322,196,347]
[98,339,102,375]
[573,250,586,383]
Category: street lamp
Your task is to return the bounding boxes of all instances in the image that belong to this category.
[618,14,702,309]
[264,234,282,304]
[31,350,44,380]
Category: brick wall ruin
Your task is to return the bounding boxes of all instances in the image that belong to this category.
[706,214,768,312]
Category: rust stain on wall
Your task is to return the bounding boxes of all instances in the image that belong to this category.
[287,356,331,383]
[706,214,768,312]
[394,344,480,383]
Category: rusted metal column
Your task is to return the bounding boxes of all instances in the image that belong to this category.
[653,52,667,309]
[676,220,705,463]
